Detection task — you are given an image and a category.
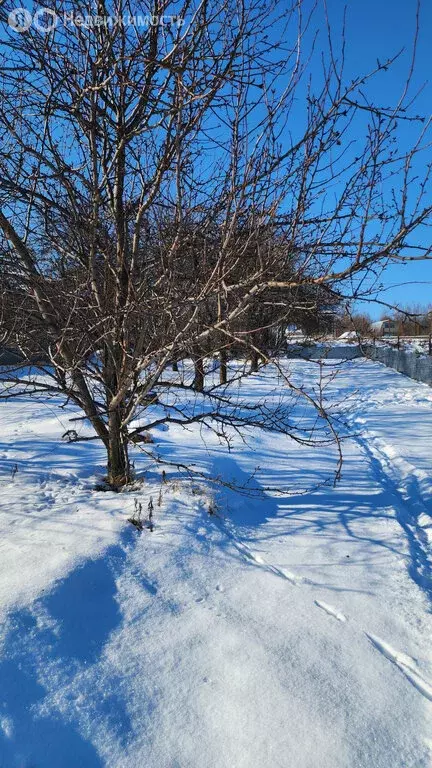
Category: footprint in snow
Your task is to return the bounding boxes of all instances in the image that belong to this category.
[239,544,302,585]
[315,600,347,623]
[365,633,432,702]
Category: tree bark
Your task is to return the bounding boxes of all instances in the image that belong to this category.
[193,355,204,392]
[250,351,259,373]
[107,408,130,487]
[219,349,227,384]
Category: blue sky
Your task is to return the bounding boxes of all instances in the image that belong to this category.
[322,0,432,317]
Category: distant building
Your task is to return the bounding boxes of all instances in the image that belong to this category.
[371,319,398,337]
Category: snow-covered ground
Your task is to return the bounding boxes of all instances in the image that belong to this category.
[0,358,431,767]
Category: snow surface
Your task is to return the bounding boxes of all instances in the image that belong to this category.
[0,358,431,767]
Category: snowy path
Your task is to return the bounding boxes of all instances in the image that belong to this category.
[0,359,431,767]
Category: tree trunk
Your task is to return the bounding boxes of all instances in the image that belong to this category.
[172,358,179,372]
[193,355,204,392]
[219,349,227,384]
[107,408,130,487]
[250,350,259,373]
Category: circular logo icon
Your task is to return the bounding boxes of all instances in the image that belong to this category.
[8,8,32,32]
[33,7,58,32]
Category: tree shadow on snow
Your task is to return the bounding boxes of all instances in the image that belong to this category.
[0,534,135,766]
[0,653,103,767]
[201,451,425,600]
[209,454,279,528]
[0,437,107,483]
[43,545,124,663]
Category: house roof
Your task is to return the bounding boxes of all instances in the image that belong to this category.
[371,319,395,330]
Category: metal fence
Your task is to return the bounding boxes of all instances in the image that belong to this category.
[363,342,432,387]
[370,335,432,355]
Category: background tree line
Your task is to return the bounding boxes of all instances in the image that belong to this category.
[0,0,430,487]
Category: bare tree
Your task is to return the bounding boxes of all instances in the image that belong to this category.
[0,0,430,487]
[391,304,431,336]
[335,310,372,338]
